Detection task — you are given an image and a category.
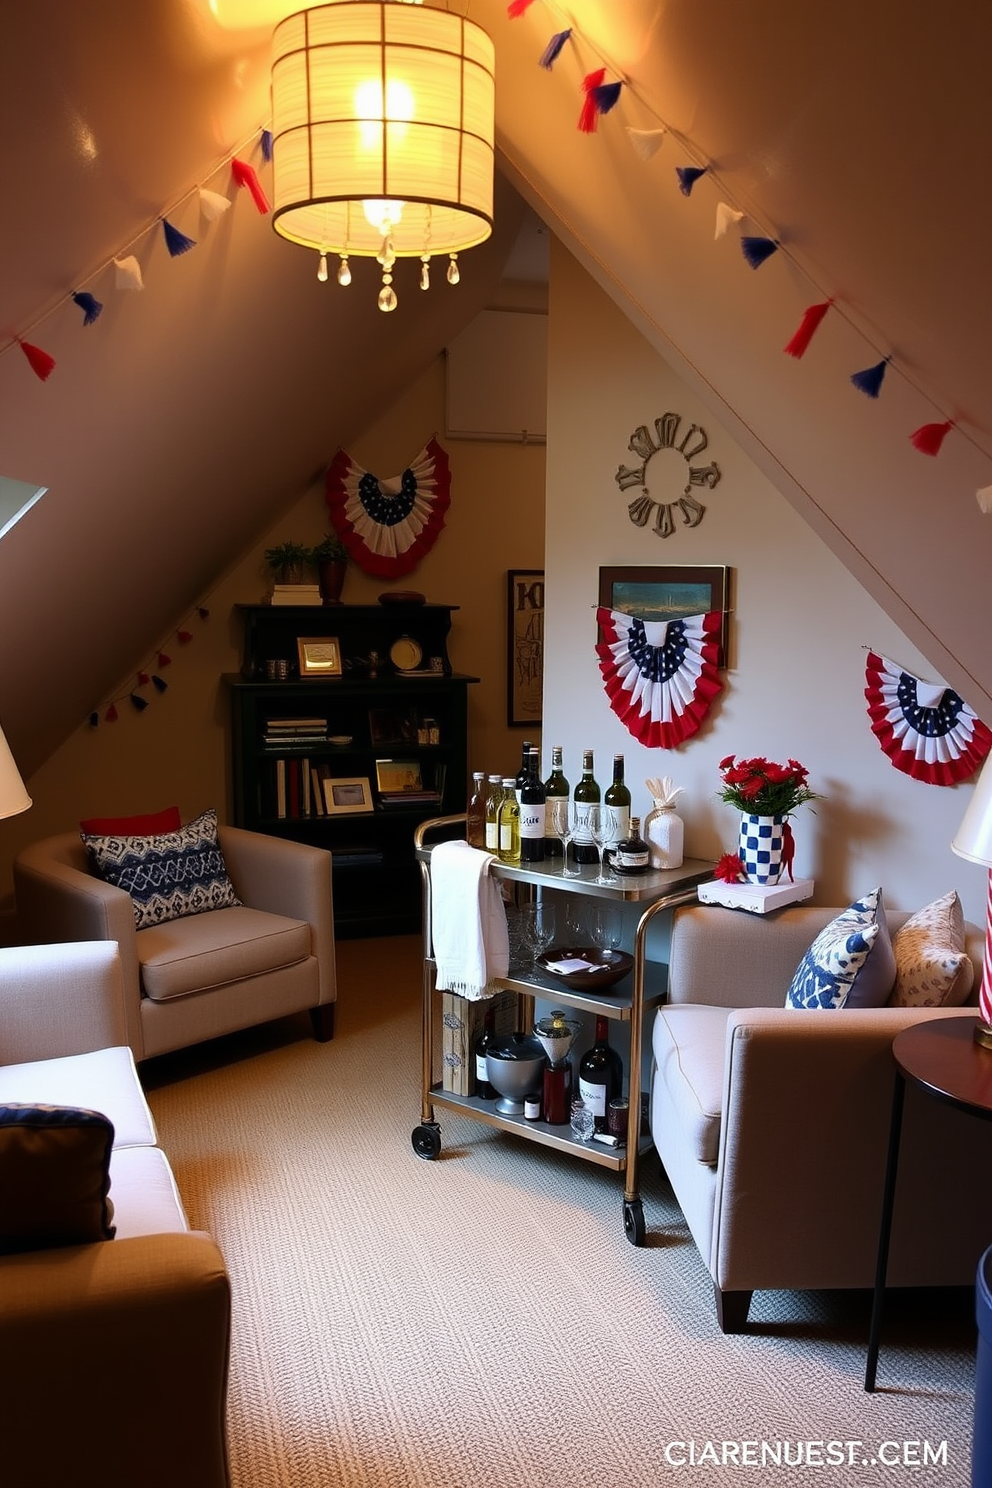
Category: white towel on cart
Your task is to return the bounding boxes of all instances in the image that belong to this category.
[431,839,509,999]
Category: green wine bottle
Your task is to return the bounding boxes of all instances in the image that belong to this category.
[543,744,569,858]
[572,749,600,865]
[603,753,631,862]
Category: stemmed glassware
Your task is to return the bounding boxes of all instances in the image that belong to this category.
[587,805,617,886]
[519,902,556,964]
[549,797,580,878]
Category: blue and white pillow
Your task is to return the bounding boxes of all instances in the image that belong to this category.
[82,807,242,931]
[786,888,896,1010]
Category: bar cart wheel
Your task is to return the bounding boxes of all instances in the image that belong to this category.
[624,1199,646,1246]
[412,1121,442,1160]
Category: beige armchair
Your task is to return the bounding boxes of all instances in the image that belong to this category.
[14,824,336,1061]
[652,902,992,1332]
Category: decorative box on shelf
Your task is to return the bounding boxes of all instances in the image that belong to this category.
[697,877,815,915]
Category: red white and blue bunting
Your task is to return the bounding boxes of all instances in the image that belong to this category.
[595,606,722,749]
[325,437,451,579]
[864,651,992,786]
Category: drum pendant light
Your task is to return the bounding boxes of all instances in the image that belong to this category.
[270,1,495,310]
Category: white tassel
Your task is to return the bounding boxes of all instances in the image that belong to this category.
[977,485,992,514]
[114,255,144,291]
[199,187,232,222]
[714,202,744,240]
[626,126,666,161]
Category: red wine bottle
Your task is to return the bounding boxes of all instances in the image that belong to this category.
[519,746,546,863]
[577,1016,623,1132]
[474,1003,497,1100]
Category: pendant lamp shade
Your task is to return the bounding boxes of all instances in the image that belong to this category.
[0,724,31,820]
[270,3,495,266]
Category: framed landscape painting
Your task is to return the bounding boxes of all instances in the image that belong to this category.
[598,564,731,666]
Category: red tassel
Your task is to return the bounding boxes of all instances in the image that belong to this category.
[137,672,151,686]
[507,0,537,15]
[178,629,193,644]
[231,158,270,214]
[158,652,172,668]
[578,68,606,132]
[783,300,832,359]
[18,339,56,381]
[910,420,954,456]
[105,704,119,723]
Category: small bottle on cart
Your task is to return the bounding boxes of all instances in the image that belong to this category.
[612,816,651,875]
[466,772,487,848]
[497,778,521,865]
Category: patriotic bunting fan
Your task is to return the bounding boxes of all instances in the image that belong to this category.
[864,651,992,786]
[596,607,723,749]
[325,437,451,579]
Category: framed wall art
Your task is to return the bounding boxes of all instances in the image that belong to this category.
[323,776,373,816]
[297,636,343,678]
[598,564,731,666]
[507,569,544,728]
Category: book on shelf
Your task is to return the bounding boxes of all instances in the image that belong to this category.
[265,717,328,729]
[263,734,330,748]
[269,584,322,606]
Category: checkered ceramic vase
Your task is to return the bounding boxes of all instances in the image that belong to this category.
[738,813,786,884]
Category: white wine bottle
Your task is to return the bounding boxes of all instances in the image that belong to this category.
[572,749,600,865]
[497,777,521,864]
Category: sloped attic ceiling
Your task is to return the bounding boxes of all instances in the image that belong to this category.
[1,0,990,776]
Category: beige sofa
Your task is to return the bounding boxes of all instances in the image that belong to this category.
[651,902,992,1332]
[0,939,231,1488]
[14,824,336,1061]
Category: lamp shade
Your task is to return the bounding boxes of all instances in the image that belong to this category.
[270,2,495,261]
[952,751,992,867]
[0,724,31,820]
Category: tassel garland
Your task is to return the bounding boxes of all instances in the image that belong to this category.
[539,29,571,69]
[910,420,954,456]
[507,0,538,15]
[714,202,744,239]
[783,300,832,358]
[676,165,708,196]
[152,675,169,693]
[18,339,55,381]
[260,128,273,163]
[626,126,666,160]
[578,68,607,132]
[741,235,780,269]
[162,218,196,257]
[850,356,890,398]
[114,255,144,291]
[158,652,172,668]
[199,187,232,222]
[130,692,149,712]
[105,704,119,723]
[231,158,270,214]
[72,291,103,326]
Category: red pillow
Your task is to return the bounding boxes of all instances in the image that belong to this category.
[78,806,182,836]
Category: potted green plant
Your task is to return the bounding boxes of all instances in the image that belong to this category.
[310,533,349,606]
[264,541,313,588]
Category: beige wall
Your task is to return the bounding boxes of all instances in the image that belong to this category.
[544,240,986,927]
[0,353,545,924]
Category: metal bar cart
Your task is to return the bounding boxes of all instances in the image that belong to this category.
[411,815,714,1244]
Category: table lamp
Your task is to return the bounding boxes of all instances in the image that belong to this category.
[951,750,992,1048]
[0,723,31,821]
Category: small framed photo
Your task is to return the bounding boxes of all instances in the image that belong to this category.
[323,776,373,815]
[297,636,343,678]
[598,564,731,666]
[375,758,424,795]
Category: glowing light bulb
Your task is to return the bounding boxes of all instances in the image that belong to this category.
[355,79,415,151]
[363,199,404,235]
[317,252,328,283]
[337,255,352,287]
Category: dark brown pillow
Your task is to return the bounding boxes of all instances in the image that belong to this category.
[0,1104,116,1255]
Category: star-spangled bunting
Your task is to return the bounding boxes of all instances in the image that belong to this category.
[595,607,723,749]
[864,651,992,785]
[325,437,451,579]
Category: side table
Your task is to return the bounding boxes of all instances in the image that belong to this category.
[865,1014,992,1391]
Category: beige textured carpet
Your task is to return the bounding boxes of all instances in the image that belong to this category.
[144,935,977,1487]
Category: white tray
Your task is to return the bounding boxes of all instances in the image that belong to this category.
[697,877,815,914]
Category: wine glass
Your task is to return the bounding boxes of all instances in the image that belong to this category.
[549,797,580,878]
[570,1097,595,1143]
[590,902,623,953]
[588,805,617,885]
[520,901,556,964]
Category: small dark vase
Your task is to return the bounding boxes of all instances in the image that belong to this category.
[318,558,347,606]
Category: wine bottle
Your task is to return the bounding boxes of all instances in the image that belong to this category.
[519,746,546,863]
[474,1002,497,1100]
[497,777,521,864]
[577,1016,624,1133]
[612,816,650,875]
[543,744,569,859]
[571,749,601,865]
[514,739,533,802]
[603,754,631,861]
[466,771,487,848]
[484,775,504,853]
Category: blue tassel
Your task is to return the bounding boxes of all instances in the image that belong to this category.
[591,81,623,116]
[72,290,103,325]
[740,235,779,269]
[88,711,99,728]
[162,218,196,257]
[260,128,273,162]
[151,675,168,694]
[676,166,708,197]
[130,692,149,712]
[539,29,571,68]
[850,356,890,398]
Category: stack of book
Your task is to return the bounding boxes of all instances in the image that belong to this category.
[262,717,329,749]
[269,583,322,606]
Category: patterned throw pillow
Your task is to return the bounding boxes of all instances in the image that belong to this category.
[82,807,242,931]
[786,888,896,1010]
[888,890,974,1008]
[0,1103,116,1255]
